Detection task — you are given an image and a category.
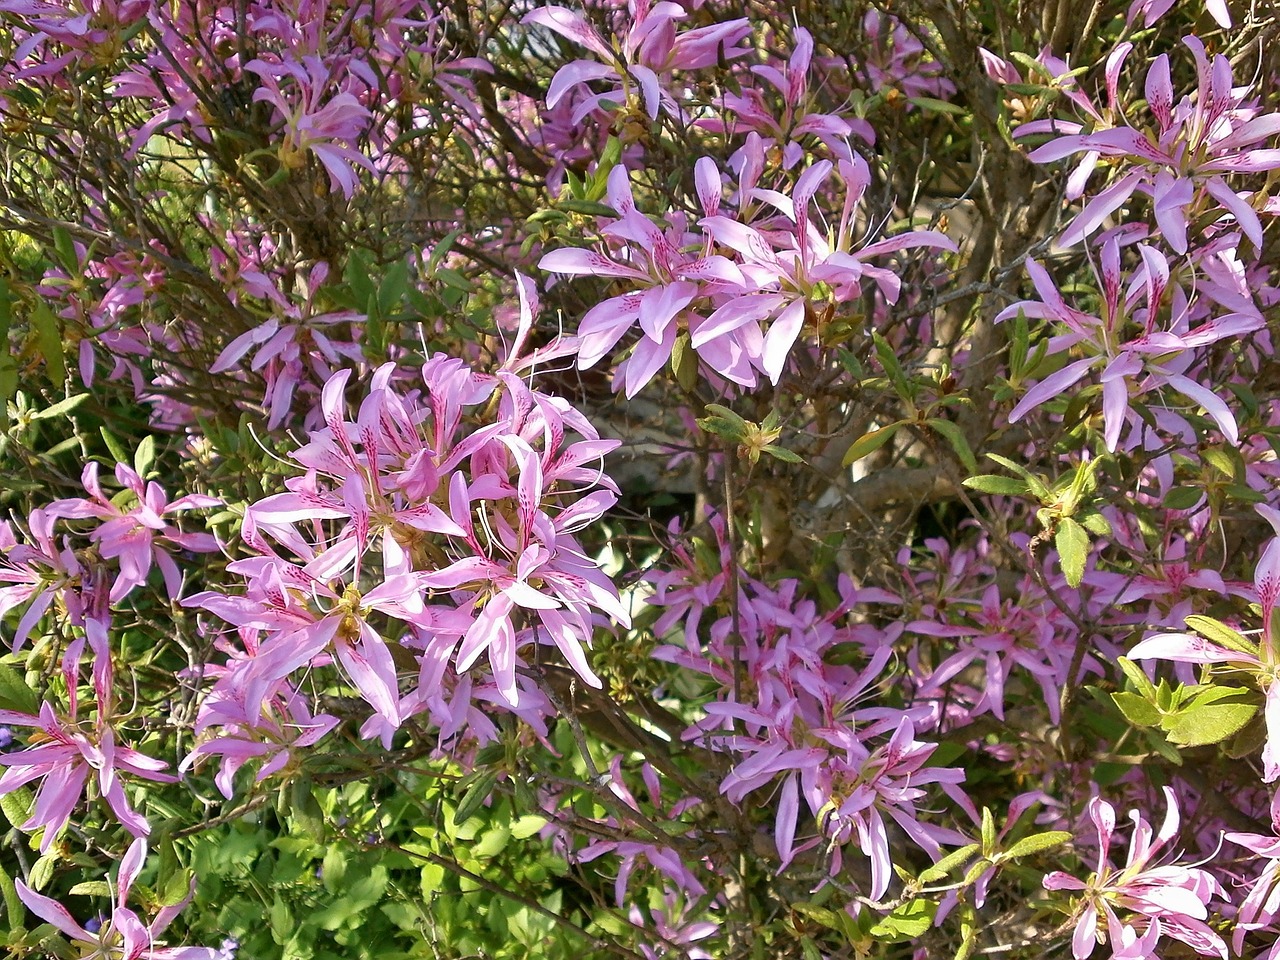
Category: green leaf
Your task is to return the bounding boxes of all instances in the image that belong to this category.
[51,226,78,275]
[1057,457,1100,517]
[790,902,843,930]
[1112,691,1160,727]
[434,267,472,292]
[842,422,902,466]
[908,96,967,115]
[999,831,1072,860]
[1164,690,1259,747]
[1185,615,1258,657]
[926,418,976,472]
[597,135,622,174]
[962,475,1027,496]
[27,854,56,892]
[68,881,113,897]
[955,906,979,960]
[1202,447,1238,479]
[872,332,910,396]
[558,198,618,218]
[321,845,348,894]
[157,867,192,908]
[453,769,499,827]
[963,858,993,887]
[1117,657,1157,699]
[289,776,324,840]
[0,787,32,833]
[510,815,548,840]
[426,229,463,275]
[473,825,511,859]
[980,807,996,857]
[868,898,936,940]
[702,403,748,431]
[378,260,410,318]
[0,862,22,932]
[986,454,1051,500]
[1079,512,1112,537]
[1055,517,1089,588]
[1163,487,1204,511]
[100,427,130,465]
[29,392,87,421]
[0,663,37,715]
[671,332,698,391]
[269,895,293,944]
[133,435,156,477]
[917,843,979,883]
[31,299,65,384]
[1226,714,1268,759]
[696,415,744,442]
[762,444,804,464]
[1226,483,1268,503]
[344,248,376,306]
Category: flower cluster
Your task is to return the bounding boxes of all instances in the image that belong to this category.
[187,289,628,774]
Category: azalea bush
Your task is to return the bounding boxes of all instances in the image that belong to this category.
[0,0,1278,958]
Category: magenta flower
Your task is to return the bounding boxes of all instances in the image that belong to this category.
[191,349,627,726]
[17,837,216,959]
[1225,824,1280,959]
[210,307,366,431]
[0,507,92,650]
[526,3,750,124]
[1027,37,1280,252]
[698,154,954,383]
[246,54,376,198]
[999,239,1260,451]
[1043,787,1227,959]
[49,461,220,603]
[696,26,868,168]
[541,162,749,396]
[629,891,718,960]
[192,556,416,729]
[423,439,631,706]
[1127,0,1231,30]
[0,626,176,851]
[181,678,338,799]
[1129,504,1280,781]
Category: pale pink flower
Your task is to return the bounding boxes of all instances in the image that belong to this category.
[17,837,216,959]
[1043,787,1227,959]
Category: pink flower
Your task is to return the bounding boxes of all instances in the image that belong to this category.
[17,837,216,959]
[246,55,376,198]
[0,625,176,851]
[999,240,1260,451]
[526,3,750,123]
[1027,37,1280,252]
[1043,787,1227,959]
[180,677,338,799]
[0,507,93,650]
[49,461,220,603]
[697,26,869,168]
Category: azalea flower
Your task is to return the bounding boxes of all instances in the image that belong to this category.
[48,461,220,603]
[1027,36,1280,252]
[0,507,93,649]
[526,2,751,124]
[1043,787,1227,959]
[999,239,1260,451]
[0,625,176,851]
[17,837,217,959]
[1128,504,1280,780]
[246,54,376,198]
